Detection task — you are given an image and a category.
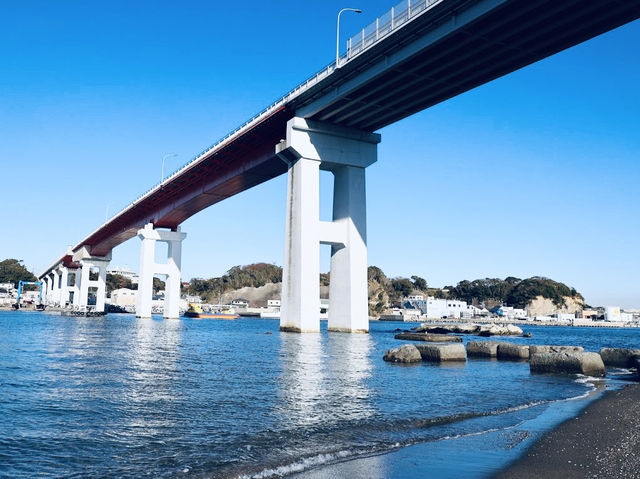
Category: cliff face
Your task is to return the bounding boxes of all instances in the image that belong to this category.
[526,295,584,317]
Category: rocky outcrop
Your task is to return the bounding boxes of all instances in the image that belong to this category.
[415,323,522,336]
[415,323,479,334]
[530,352,606,377]
[394,332,462,342]
[529,345,584,355]
[599,348,640,368]
[526,295,583,317]
[415,343,467,362]
[478,324,523,337]
[467,341,500,358]
[383,344,422,363]
[497,343,530,360]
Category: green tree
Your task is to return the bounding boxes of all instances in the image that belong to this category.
[0,259,37,287]
[411,275,428,291]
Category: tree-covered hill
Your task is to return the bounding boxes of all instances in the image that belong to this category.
[447,276,583,308]
[0,259,37,288]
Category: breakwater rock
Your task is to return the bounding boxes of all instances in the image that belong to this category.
[467,341,500,358]
[530,352,606,376]
[394,332,462,342]
[497,343,530,361]
[383,344,422,363]
[529,345,584,355]
[415,323,523,337]
[599,348,640,368]
[415,343,467,362]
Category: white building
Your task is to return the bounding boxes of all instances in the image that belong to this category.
[0,282,14,292]
[423,298,468,319]
[107,266,139,285]
[267,299,281,308]
[110,288,137,307]
[495,306,527,319]
[605,306,622,322]
[231,299,249,309]
[407,294,424,301]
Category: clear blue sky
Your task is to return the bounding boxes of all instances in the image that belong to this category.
[1,1,638,308]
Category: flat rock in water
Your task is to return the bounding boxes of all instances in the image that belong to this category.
[497,343,530,360]
[415,343,467,362]
[383,344,422,363]
[394,332,462,342]
[478,324,523,337]
[530,352,606,377]
[529,345,584,355]
[415,323,480,334]
[599,348,640,368]
[467,341,500,357]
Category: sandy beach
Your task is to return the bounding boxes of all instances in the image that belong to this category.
[494,383,640,478]
[292,382,640,479]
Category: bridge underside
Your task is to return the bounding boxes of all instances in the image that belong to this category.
[84,107,290,257]
[57,0,639,262]
[295,0,640,130]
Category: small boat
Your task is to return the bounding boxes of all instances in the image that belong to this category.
[184,303,239,320]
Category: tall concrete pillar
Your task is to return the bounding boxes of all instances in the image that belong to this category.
[135,223,186,319]
[78,262,91,308]
[69,269,79,306]
[51,269,60,306]
[280,156,321,333]
[42,275,50,304]
[328,165,369,333]
[58,266,70,307]
[276,117,380,333]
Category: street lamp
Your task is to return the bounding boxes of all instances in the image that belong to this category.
[161,153,178,184]
[336,8,362,68]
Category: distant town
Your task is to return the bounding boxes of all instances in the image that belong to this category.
[1,260,638,327]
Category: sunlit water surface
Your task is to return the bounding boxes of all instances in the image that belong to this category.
[0,311,638,478]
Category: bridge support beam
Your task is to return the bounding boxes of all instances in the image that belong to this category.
[57,266,70,307]
[51,269,60,306]
[42,275,51,305]
[76,258,109,312]
[71,247,111,312]
[276,117,380,333]
[135,223,186,319]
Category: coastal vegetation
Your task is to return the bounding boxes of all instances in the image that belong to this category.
[446,277,583,309]
[179,263,583,315]
[0,259,37,289]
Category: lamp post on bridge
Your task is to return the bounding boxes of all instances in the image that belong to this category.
[161,153,178,184]
[336,7,362,68]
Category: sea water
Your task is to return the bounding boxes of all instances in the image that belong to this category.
[0,311,637,478]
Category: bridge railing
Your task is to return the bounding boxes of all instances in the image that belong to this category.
[107,0,443,226]
[347,0,441,58]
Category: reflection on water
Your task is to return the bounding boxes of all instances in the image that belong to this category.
[2,313,638,479]
[278,332,374,428]
[123,317,183,435]
[278,333,327,426]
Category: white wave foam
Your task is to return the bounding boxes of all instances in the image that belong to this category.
[237,449,357,479]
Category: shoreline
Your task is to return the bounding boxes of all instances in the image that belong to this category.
[291,381,640,479]
[493,382,640,478]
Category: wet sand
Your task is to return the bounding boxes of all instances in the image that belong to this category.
[494,383,640,479]
[292,382,640,479]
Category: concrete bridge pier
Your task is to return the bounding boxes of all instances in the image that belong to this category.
[77,258,109,312]
[42,274,51,305]
[276,117,380,333]
[135,223,186,319]
[71,247,111,312]
[51,269,60,306]
[57,265,70,307]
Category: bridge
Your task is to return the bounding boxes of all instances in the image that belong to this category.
[39,0,640,331]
